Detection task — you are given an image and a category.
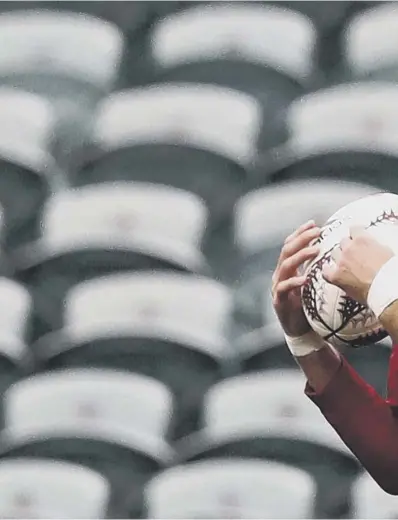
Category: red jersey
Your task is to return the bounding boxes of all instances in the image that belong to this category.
[306,346,398,494]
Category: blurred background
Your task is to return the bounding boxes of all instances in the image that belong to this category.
[0,0,397,518]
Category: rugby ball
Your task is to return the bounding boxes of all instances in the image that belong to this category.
[302,192,398,348]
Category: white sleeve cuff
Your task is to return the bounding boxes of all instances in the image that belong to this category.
[367,255,398,318]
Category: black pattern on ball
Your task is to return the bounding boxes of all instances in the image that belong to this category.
[302,248,335,334]
[368,209,398,228]
[348,328,388,348]
[337,295,367,327]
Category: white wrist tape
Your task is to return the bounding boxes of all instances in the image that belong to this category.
[284,330,326,357]
[367,256,398,318]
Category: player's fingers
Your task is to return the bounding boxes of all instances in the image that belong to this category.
[276,229,320,273]
[273,275,307,303]
[278,245,320,281]
[284,219,316,244]
[274,224,320,279]
[279,227,321,268]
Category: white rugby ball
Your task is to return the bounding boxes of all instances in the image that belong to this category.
[302,192,398,348]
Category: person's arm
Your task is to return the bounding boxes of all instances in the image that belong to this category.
[299,225,398,493]
[296,342,341,393]
[272,221,398,492]
[301,341,398,495]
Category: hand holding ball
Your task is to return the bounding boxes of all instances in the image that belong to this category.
[302,193,398,348]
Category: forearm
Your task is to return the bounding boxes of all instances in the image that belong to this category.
[306,353,398,494]
[295,343,342,394]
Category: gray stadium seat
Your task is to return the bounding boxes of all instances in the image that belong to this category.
[76,84,262,228]
[106,1,184,89]
[230,269,275,340]
[31,271,234,439]
[176,370,360,518]
[344,3,398,84]
[0,9,124,169]
[144,459,316,519]
[0,88,61,250]
[13,182,209,340]
[236,324,297,373]
[149,3,316,150]
[0,0,150,29]
[0,369,174,517]
[263,82,398,191]
[0,458,110,518]
[232,179,376,338]
[0,278,33,427]
[352,470,398,518]
[278,1,375,86]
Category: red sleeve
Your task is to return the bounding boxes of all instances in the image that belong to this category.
[306,345,398,494]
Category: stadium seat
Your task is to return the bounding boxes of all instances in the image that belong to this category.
[280,1,375,86]
[0,458,110,518]
[13,182,209,340]
[230,269,274,340]
[232,179,376,337]
[76,84,262,228]
[344,3,398,84]
[0,0,149,25]
[105,1,187,89]
[176,369,360,519]
[352,470,398,518]
[149,3,316,150]
[0,88,61,250]
[0,278,32,427]
[0,9,124,169]
[1,369,174,517]
[0,0,152,91]
[236,323,297,373]
[262,82,398,192]
[144,459,316,519]
[32,271,234,439]
[200,217,239,285]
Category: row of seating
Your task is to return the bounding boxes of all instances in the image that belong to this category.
[2,80,398,264]
[0,1,393,172]
[0,366,389,518]
[0,177,383,339]
[0,455,388,519]
[0,1,385,94]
